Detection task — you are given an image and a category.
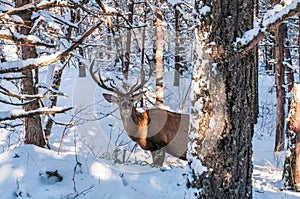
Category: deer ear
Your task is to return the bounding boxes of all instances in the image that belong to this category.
[133,92,145,101]
[103,93,118,103]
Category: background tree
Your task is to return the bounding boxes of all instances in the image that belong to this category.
[155,0,164,107]
[0,0,99,148]
[16,0,45,147]
[271,0,286,152]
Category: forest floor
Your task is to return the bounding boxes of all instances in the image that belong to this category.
[0,68,299,198]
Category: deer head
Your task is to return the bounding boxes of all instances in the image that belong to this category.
[89,59,152,119]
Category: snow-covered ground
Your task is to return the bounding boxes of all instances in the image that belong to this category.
[0,68,300,198]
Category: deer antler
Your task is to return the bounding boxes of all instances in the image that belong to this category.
[129,65,153,94]
[89,59,122,95]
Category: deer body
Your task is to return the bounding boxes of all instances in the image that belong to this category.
[103,93,189,166]
[90,61,189,166]
[122,107,189,159]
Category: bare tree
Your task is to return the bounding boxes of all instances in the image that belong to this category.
[15,0,45,147]
[155,0,164,107]
[173,4,180,87]
[274,23,286,152]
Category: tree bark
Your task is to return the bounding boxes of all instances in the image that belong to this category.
[124,0,134,80]
[16,0,45,147]
[187,1,255,198]
[44,64,65,147]
[173,5,180,87]
[287,84,300,191]
[274,23,286,152]
[155,1,164,107]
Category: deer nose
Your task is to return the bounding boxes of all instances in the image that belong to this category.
[121,102,130,109]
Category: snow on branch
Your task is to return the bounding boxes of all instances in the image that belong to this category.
[0,83,67,101]
[0,107,72,121]
[0,30,56,48]
[234,0,300,53]
[0,0,71,19]
[0,21,102,74]
[36,83,69,98]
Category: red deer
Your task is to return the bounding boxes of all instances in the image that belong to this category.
[90,61,189,166]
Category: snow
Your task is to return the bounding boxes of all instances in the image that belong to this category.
[199,6,211,15]
[295,84,300,103]
[0,68,188,198]
[0,65,299,198]
[0,52,61,73]
[103,3,117,14]
[0,107,71,121]
[235,0,300,48]
[252,74,300,199]
[168,0,182,6]
[1,17,300,197]
[0,145,186,199]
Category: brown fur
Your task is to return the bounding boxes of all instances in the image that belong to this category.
[122,106,189,165]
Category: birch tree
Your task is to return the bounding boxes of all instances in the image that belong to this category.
[156,0,164,107]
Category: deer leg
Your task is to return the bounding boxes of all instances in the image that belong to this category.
[151,148,165,167]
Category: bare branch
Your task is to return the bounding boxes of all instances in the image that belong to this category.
[0,30,56,48]
[0,1,72,19]
[0,21,102,74]
[0,98,36,106]
[36,83,69,98]
[0,84,66,100]
[0,107,72,121]
[235,1,300,54]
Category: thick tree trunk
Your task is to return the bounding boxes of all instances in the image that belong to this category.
[187,1,255,198]
[16,0,45,147]
[274,23,286,152]
[284,31,294,93]
[287,84,300,191]
[296,125,300,191]
[155,1,164,107]
[282,25,295,188]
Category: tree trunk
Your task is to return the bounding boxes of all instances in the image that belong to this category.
[124,0,134,80]
[155,1,164,107]
[44,63,65,147]
[274,23,286,152]
[299,13,300,81]
[296,122,300,191]
[287,84,300,191]
[16,0,45,147]
[78,47,86,77]
[282,23,295,188]
[173,5,180,87]
[187,1,255,198]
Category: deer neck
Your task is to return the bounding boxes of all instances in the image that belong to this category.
[121,107,149,143]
